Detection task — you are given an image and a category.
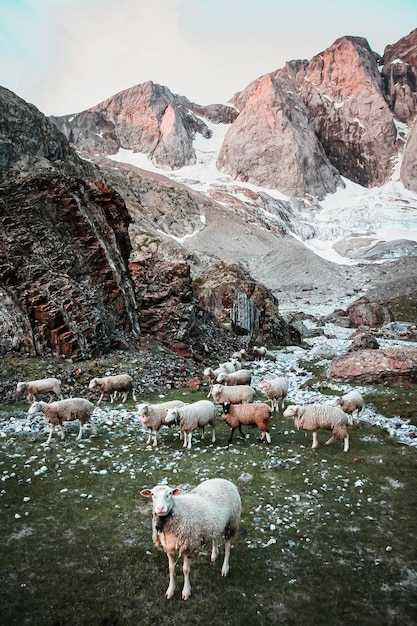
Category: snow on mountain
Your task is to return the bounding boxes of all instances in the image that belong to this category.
[108,121,417,268]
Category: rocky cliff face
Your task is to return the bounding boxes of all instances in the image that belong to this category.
[0,88,298,360]
[50,30,417,197]
[0,173,140,359]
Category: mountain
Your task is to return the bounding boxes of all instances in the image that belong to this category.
[52,30,417,198]
[1,29,417,360]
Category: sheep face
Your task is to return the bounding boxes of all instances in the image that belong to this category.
[141,485,183,516]
[164,408,179,425]
[88,379,98,390]
[222,402,232,414]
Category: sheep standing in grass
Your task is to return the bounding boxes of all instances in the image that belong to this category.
[165,400,216,449]
[16,378,63,404]
[221,402,272,444]
[137,400,186,447]
[203,366,229,386]
[140,478,241,600]
[258,377,288,411]
[333,390,364,420]
[28,398,96,444]
[283,404,352,452]
[216,369,252,386]
[88,374,136,404]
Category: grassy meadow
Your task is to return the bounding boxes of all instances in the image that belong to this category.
[1,383,417,626]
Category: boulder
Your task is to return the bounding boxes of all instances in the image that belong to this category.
[329,347,417,384]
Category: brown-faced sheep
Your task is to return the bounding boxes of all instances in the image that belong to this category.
[140,478,241,600]
[28,398,96,444]
[283,404,352,452]
[221,402,272,444]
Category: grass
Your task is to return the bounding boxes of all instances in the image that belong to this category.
[1,387,417,626]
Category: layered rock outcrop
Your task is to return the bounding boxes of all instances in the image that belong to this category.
[0,174,140,359]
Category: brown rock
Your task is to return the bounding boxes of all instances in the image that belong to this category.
[329,347,417,383]
[346,298,393,328]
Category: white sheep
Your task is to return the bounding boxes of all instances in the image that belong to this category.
[228,358,242,370]
[203,366,229,385]
[333,390,364,419]
[216,369,252,386]
[231,349,247,361]
[219,361,235,373]
[164,400,216,449]
[258,377,288,411]
[140,478,241,600]
[137,400,186,447]
[16,377,63,404]
[88,374,136,404]
[28,398,96,445]
[209,383,255,405]
[221,402,272,444]
[283,404,352,452]
[252,346,267,360]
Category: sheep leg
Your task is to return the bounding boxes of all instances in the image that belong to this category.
[221,539,231,577]
[325,434,337,446]
[263,430,271,444]
[211,426,216,443]
[97,392,104,405]
[145,431,152,445]
[211,538,218,562]
[343,434,350,452]
[201,426,205,440]
[132,390,137,401]
[312,431,319,449]
[238,424,246,440]
[182,554,191,600]
[45,424,54,445]
[88,418,97,435]
[152,430,158,447]
[227,428,236,444]
[166,552,176,599]
[186,432,193,450]
[76,421,83,441]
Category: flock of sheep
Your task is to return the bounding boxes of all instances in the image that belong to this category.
[15,348,364,600]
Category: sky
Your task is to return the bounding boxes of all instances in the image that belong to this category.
[0,0,416,116]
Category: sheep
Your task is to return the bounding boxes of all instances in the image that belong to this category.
[140,478,241,600]
[164,400,216,450]
[283,404,352,452]
[88,374,136,404]
[209,383,255,405]
[333,390,364,420]
[203,366,229,385]
[137,400,186,447]
[216,369,252,386]
[28,398,96,445]
[231,349,247,361]
[258,377,288,411]
[16,377,63,404]
[218,361,235,374]
[221,402,272,444]
[228,358,242,370]
[252,346,267,360]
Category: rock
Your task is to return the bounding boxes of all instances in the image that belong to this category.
[51,81,238,170]
[346,298,393,328]
[329,347,417,383]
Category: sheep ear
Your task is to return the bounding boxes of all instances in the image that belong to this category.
[172,488,183,496]
[140,489,152,497]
